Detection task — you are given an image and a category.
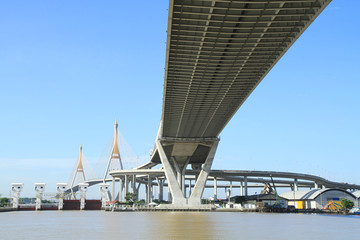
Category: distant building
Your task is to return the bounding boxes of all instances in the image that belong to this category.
[351,190,360,207]
[280,188,356,210]
[231,194,288,208]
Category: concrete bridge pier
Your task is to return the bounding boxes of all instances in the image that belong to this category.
[188,179,192,197]
[146,175,153,204]
[240,181,243,196]
[124,175,129,196]
[111,177,115,201]
[131,175,136,194]
[135,182,141,201]
[213,178,217,200]
[156,178,163,201]
[118,177,123,201]
[244,177,248,196]
[156,138,219,208]
[294,178,299,192]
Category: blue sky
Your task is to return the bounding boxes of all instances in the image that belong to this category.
[0,0,359,198]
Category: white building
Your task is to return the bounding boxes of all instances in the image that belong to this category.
[351,190,360,207]
[280,188,356,210]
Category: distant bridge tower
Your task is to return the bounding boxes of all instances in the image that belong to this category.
[103,120,123,181]
[103,120,124,201]
[69,145,86,199]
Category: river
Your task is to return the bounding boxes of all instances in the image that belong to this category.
[0,211,359,239]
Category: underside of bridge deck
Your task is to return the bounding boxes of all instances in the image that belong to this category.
[162,0,331,139]
[154,0,332,207]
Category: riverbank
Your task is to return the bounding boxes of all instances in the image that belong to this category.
[0,207,16,212]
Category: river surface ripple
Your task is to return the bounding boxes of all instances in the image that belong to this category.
[0,211,359,240]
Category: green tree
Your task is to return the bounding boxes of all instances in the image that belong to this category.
[0,197,9,207]
[234,196,246,204]
[341,198,354,210]
[125,192,137,205]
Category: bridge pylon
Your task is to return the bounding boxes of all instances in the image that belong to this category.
[103,119,124,201]
[68,145,86,199]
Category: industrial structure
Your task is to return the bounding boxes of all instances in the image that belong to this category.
[280,188,357,209]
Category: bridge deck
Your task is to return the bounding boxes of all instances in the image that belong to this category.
[162,0,331,139]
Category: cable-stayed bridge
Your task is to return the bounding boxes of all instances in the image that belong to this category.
[113,0,335,207]
[65,121,360,206]
[64,0,360,208]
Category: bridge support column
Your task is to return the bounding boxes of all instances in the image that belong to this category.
[146,175,152,204]
[132,175,136,194]
[168,187,172,203]
[230,181,233,198]
[294,178,298,192]
[156,141,187,206]
[156,139,219,207]
[124,175,129,195]
[188,179,192,197]
[111,177,115,201]
[188,140,219,206]
[119,178,123,201]
[240,181,243,196]
[213,177,217,200]
[314,182,319,189]
[136,182,141,201]
[181,170,186,197]
[157,178,163,201]
[244,176,248,196]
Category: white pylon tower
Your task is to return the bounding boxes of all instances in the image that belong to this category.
[103,119,123,181]
[70,145,86,199]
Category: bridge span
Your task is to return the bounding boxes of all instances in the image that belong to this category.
[115,0,334,207]
[67,167,360,203]
[64,0,352,208]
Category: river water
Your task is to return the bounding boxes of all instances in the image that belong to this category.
[0,211,359,239]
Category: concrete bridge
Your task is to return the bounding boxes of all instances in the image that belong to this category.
[110,0,334,207]
[64,0,358,208]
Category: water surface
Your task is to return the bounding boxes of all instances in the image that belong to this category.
[0,211,359,239]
